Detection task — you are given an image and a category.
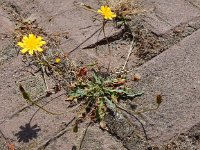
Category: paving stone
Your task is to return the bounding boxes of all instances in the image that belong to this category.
[0,6,15,57]
[142,11,172,36]
[46,125,126,150]
[4,0,119,47]
[0,7,15,35]
[2,0,123,69]
[0,57,27,121]
[131,28,200,145]
[141,0,200,35]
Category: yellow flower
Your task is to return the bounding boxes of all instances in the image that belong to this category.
[17,34,46,55]
[55,57,61,63]
[97,6,116,20]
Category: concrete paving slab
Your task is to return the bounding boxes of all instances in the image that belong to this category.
[141,0,200,35]
[0,6,15,60]
[2,0,124,69]
[4,0,119,47]
[46,126,126,150]
[131,27,200,145]
[0,7,14,35]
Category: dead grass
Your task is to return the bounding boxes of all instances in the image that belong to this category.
[105,0,144,17]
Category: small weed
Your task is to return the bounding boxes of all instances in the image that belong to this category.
[67,68,143,129]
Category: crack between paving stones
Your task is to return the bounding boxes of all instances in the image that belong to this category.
[154,10,172,26]
[186,0,200,10]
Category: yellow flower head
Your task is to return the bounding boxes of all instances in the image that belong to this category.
[97,6,116,20]
[55,57,61,63]
[17,34,46,55]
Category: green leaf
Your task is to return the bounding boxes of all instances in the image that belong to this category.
[127,92,144,98]
[70,88,85,98]
[93,72,101,84]
[104,96,116,111]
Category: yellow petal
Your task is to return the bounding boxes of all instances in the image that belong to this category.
[21,48,28,53]
[97,9,103,14]
[101,6,105,11]
[37,47,43,52]
[112,14,116,18]
[41,41,46,44]
[104,16,109,20]
[29,34,35,39]
[22,35,28,40]
[105,6,110,11]
[37,36,42,41]
[37,41,46,47]
[17,42,24,48]
[29,50,34,55]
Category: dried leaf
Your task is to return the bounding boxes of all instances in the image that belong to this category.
[73,123,78,133]
[53,84,61,93]
[113,78,126,86]
[66,96,75,101]
[19,84,31,102]
[7,143,14,150]
[156,94,162,105]
[132,73,141,81]
[99,121,107,129]
[111,94,118,103]
[77,67,87,77]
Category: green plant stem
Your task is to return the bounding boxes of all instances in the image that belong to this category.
[19,84,83,115]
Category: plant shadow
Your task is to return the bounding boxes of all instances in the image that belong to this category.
[15,123,41,143]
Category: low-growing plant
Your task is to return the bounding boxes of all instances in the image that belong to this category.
[66,68,143,130]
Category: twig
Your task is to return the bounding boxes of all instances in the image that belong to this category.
[122,39,135,70]
[37,117,76,150]
[41,65,49,91]
[74,2,97,13]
